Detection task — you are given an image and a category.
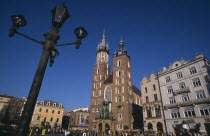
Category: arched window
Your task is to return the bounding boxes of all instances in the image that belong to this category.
[97,69,100,74]
[104,86,112,101]
[117,60,121,67]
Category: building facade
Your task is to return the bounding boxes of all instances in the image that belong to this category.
[0,95,14,122]
[88,34,143,134]
[158,54,210,135]
[140,73,166,133]
[5,97,27,124]
[31,100,64,128]
[63,107,89,130]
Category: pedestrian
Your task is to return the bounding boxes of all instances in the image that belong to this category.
[41,128,46,136]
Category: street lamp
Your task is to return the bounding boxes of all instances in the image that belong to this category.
[9,3,87,136]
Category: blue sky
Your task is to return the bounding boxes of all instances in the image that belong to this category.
[0,0,210,111]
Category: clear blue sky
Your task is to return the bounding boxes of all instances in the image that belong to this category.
[0,0,210,111]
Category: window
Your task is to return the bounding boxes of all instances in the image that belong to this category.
[189,67,197,74]
[117,60,121,67]
[39,108,42,112]
[176,72,183,79]
[147,109,152,118]
[171,112,180,118]
[44,117,47,122]
[50,117,53,121]
[154,94,158,101]
[97,69,100,74]
[196,91,206,99]
[52,110,54,114]
[128,62,130,68]
[118,88,122,94]
[153,85,156,91]
[118,113,122,120]
[169,97,176,104]
[47,102,50,106]
[184,110,195,117]
[37,116,40,120]
[155,107,161,117]
[182,95,189,102]
[165,76,171,83]
[58,111,60,114]
[53,103,57,107]
[179,82,186,89]
[200,108,210,116]
[192,78,201,87]
[204,75,210,83]
[145,87,148,93]
[146,96,149,102]
[167,86,173,93]
[118,96,122,102]
[104,86,112,101]
[46,109,48,113]
[56,118,59,122]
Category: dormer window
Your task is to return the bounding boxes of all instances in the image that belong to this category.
[59,104,63,107]
[47,102,50,106]
[41,101,44,105]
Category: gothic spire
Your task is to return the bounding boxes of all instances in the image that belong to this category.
[113,38,128,57]
[97,33,109,54]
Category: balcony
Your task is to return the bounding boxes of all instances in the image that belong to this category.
[165,97,210,109]
[145,116,162,120]
[165,103,179,109]
[193,97,210,104]
[175,88,190,94]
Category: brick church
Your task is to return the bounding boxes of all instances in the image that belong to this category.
[88,34,143,134]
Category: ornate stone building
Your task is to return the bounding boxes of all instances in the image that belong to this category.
[88,34,143,134]
[140,73,166,133]
[31,100,64,128]
[0,95,14,122]
[158,54,210,135]
[63,107,89,130]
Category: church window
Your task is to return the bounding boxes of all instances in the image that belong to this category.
[118,96,122,102]
[104,86,112,101]
[119,71,121,77]
[100,75,101,80]
[118,88,122,94]
[128,71,131,78]
[122,86,124,93]
[122,78,124,84]
[118,113,122,120]
[128,62,130,68]
[107,70,108,75]
[117,60,121,67]
[122,96,124,102]
[97,69,100,74]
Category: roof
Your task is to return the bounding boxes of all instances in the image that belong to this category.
[104,74,113,84]
[39,100,64,108]
[132,85,141,96]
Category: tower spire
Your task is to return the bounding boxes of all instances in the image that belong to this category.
[97,32,109,54]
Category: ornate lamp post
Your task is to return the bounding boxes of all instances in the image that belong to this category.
[9,4,87,136]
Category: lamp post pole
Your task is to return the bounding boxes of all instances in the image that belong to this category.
[16,29,59,136]
[9,4,87,136]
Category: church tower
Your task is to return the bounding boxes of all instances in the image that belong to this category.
[89,33,110,130]
[89,36,142,133]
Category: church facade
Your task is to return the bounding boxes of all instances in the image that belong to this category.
[88,34,143,134]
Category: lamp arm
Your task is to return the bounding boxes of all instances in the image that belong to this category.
[15,31,44,46]
[54,42,77,47]
[54,39,81,49]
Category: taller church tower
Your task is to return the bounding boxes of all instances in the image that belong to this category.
[88,33,110,129]
[88,35,142,133]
